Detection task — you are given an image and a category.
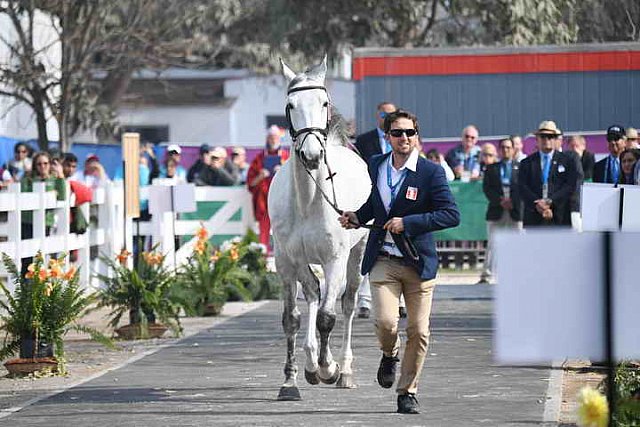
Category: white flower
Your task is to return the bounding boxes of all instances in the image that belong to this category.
[249,242,267,254]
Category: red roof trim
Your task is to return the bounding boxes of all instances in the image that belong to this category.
[352,51,640,80]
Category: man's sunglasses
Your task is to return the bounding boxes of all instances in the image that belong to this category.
[538,134,557,140]
[389,129,417,137]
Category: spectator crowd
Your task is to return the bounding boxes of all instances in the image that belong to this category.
[1,110,639,273]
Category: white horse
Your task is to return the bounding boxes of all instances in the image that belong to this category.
[268,57,371,400]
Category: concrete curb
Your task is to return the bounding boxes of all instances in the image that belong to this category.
[542,360,565,424]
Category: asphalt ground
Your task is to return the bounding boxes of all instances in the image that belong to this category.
[0,285,554,427]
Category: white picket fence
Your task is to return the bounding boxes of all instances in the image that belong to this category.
[0,181,256,291]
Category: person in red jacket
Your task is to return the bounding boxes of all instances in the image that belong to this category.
[247,125,289,252]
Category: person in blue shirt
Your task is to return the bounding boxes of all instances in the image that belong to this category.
[159,144,187,182]
[445,125,482,181]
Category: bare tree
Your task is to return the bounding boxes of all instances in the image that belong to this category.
[0,0,223,151]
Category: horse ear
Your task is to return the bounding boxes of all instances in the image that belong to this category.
[307,55,327,82]
[280,58,297,83]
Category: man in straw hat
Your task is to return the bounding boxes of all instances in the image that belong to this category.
[518,120,577,227]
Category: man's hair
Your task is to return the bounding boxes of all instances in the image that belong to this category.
[383,109,419,134]
[377,101,395,111]
[62,152,78,164]
[499,138,514,148]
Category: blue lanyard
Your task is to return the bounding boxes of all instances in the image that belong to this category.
[386,159,407,205]
[500,161,511,185]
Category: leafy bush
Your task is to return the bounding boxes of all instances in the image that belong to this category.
[174,226,252,316]
[95,247,182,337]
[0,252,112,373]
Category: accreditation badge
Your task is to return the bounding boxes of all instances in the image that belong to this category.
[406,186,418,200]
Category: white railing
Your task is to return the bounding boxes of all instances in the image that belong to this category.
[0,181,256,291]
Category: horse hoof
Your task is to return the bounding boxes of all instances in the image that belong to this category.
[319,365,341,385]
[336,373,357,389]
[304,369,320,385]
[277,386,302,401]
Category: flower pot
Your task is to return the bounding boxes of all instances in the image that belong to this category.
[203,302,224,317]
[19,337,54,359]
[4,357,58,376]
[115,323,168,340]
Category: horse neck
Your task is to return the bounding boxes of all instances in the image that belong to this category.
[291,152,327,215]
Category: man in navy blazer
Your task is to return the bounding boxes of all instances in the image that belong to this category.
[518,120,577,227]
[340,110,459,415]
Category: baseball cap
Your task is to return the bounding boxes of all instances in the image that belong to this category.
[199,144,211,155]
[167,144,181,154]
[85,153,100,162]
[606,125,625,141]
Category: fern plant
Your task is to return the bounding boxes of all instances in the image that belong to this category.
[174,227,252,316]
[95,247,182,337]
[0,252,113,373]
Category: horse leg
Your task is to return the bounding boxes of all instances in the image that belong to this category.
[336,239,366,389]
[299,266,321,385]
[276,258,302,401]
[316,257,347,384]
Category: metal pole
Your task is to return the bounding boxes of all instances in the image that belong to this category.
[171,185,177,267]
[603,231,615,426]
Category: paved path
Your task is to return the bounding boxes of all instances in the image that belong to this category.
[0,285,555,426]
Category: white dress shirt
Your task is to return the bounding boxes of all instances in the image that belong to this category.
[377,148,419,257]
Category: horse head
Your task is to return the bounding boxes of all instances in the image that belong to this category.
[281,56,330,170]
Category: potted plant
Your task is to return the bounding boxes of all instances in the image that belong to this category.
[235,230,282,301]
[174,226,252,317]
[0,252,112,376]
[96,247,182,340]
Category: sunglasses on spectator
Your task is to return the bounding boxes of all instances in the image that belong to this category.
[538,134,557,140]
[464,134,477,139]
[378,111,388,119]
[36,161,49,166]
[389,129,417,137]
[482,153,495,157]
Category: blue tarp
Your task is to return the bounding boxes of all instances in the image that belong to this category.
[0,136,20,170]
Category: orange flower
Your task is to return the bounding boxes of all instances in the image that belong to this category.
[63,266,77,281]
[49,265,63,279]
[194,240,206,255]
[196,226,208,241]
[229,248,240,262]
[144,252,164,266]
[38,268,48,281]
[116,249,131,265]
[210,251,220,262]
[25,263,36,279]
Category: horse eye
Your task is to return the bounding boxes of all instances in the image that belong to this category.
[287,103,294,110]
[323,102,329,107]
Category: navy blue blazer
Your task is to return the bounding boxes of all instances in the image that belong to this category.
[355,153,460,280]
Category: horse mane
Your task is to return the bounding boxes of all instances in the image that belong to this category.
[327,109,349,147]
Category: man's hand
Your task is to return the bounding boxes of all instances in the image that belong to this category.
[453,165,463,178]
[339,211,359,229]
[542,208,553,220]
[500,197,513,210]
[534,199,551,214]
[384,217,404,234]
